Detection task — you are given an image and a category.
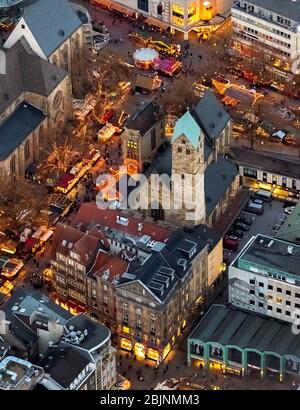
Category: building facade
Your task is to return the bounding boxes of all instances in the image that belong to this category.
[50,202,224,362]
[231,0,300,83]
[0,41,72,178]
[92,0,233,38]
[123,100,166,173]
[187,304,300,381]
[229,234,300,324]
[231,147,300,199]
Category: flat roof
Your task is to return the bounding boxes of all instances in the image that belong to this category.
[231,147,300,180]
[235,0,300,23]
[233,234,300,278]
[189,304,300,359]
[276,203,300,244]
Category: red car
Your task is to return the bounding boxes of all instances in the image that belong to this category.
[101,109,115,124]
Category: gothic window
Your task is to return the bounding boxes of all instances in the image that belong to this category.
[10,155,16,174]
[24,139,30,161]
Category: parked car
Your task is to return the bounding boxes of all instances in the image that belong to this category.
[233,222,250,231]
[225,234,238,241]
[285,206,295,215]
[245,202,264,215]
[236,216,253,225]
[223,236,238,251]
[252,198,264,205]
[228,229,244,238]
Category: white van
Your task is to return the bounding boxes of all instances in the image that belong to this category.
[254,189,272,202]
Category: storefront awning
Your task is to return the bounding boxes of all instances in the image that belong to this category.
[145,16,169,30]
[112,2,134,16]
[90,0,113,9]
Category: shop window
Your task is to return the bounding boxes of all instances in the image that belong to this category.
[244,167,257,179]
[138,0,149,13]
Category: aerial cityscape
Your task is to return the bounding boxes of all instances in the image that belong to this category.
[0,0,300,393]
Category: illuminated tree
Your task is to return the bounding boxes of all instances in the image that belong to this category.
[0,178,48,232]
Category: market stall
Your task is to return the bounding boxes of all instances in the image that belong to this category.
[133,48,159,69]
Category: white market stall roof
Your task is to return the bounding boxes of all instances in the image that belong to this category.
[133,48,159,63]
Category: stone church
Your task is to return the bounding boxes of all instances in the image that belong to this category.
[136,90,240,228]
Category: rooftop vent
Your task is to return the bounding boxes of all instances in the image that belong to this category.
[58,29,65,36]
[217,111,223,117]
[116,215,129,226]
[210,122,215,129]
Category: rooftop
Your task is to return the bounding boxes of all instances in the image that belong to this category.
[20,0,82,57]
[125,100,163,136]
[205,157,239,216]
[189,304,300,359]
[231,147,300,180]
[0,102,45,160]
[63,313,111,352]
[232,234,300,279]
[234,0,300,23]
[276,203,300,244]
[0,41,67,114]
[39,343,91,389]
[71,202,172,245]
[192,89,230,142]
[0,356,43,390]
[172,110,202,149]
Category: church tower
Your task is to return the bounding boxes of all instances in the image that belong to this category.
[168,109,206,227]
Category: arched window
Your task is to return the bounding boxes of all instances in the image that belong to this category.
[52,55,58,66]
[60,44,69,71]
[24,139,30,160]
[10,155,16,174]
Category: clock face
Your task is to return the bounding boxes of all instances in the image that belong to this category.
[53,90,63,110]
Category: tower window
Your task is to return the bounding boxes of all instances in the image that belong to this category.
[178,147,182,153]
[186,149,190,155]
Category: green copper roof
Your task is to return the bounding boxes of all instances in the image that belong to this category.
[172,110,201,149]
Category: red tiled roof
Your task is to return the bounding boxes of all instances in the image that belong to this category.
[72,202,172,243]
[51,223,101,269]
[91,251,129,282]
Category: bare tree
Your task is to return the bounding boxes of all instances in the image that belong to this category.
[0,178,48,232]
[78,47,134,112]
[158,76,198,117]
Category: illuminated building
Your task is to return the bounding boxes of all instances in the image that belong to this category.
[51,202,224,362]
[90,0,233,39]
[229,234,300,325]
[188,304,300,381]
[231,0,300,82]
[122,100,165,172]
[231,147,300,199]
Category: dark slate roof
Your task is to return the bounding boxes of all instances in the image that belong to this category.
[205,157,238,217]
[22,0,82,57]
[230,147,300,180]
[0,41,67,114]
[190,304,300,359]
[1,288,71,322]
[125,100,162,136]
[39,343,90,389]
[119,228,211,303]
[0,102,46,160]
[192,89,230,142]
[238,0,300,22]
[0,0,22,7]
[64,314,110,351]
